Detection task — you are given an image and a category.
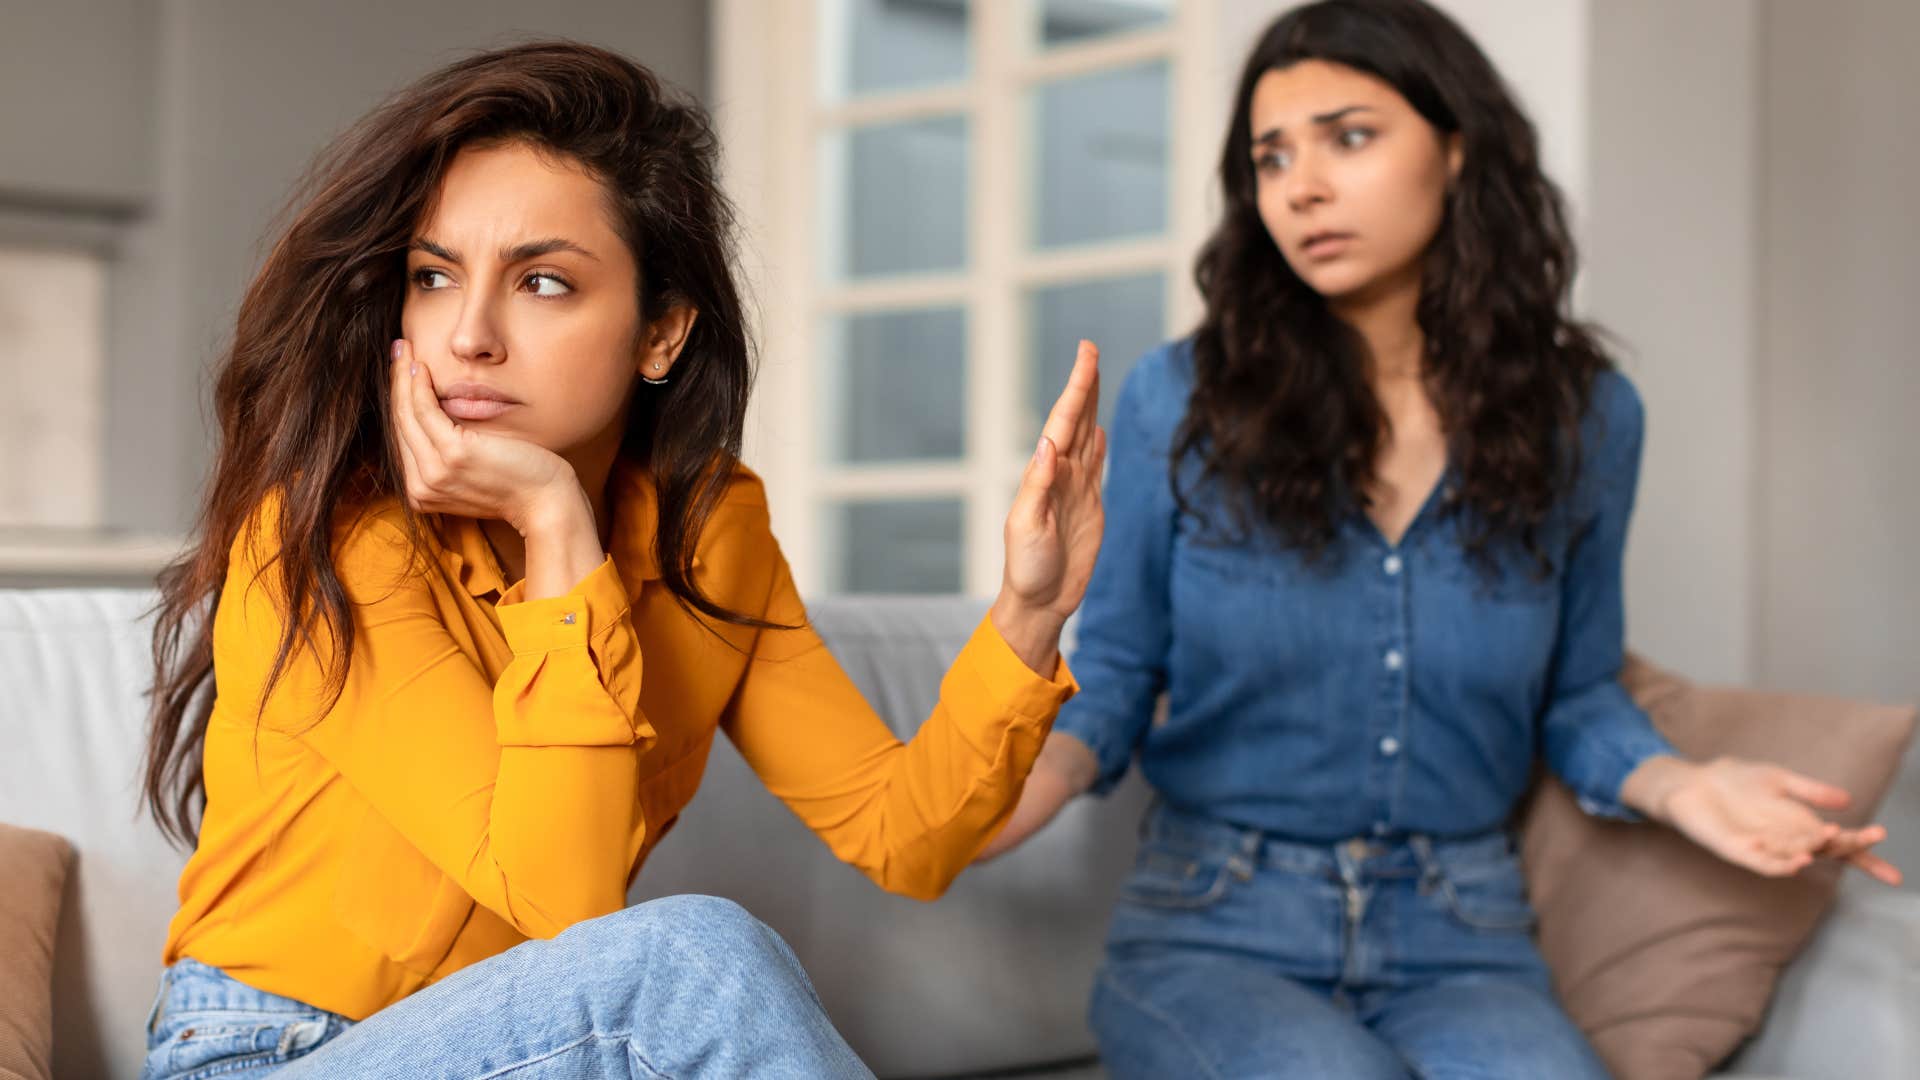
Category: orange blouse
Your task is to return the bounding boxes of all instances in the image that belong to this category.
[163,461,1076,1020]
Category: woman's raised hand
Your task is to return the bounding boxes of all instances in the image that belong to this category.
[989,340,1106,674]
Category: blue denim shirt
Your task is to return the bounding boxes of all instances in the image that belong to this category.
[1054,339,1676,841]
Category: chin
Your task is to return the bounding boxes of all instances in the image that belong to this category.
[1296,266,1376,302]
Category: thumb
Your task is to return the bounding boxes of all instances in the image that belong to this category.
[1011,435,1056,531]
[1778,770,1853,811]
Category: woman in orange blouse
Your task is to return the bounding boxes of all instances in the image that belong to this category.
[137,42,1103,1080]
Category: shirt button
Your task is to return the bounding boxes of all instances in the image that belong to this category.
[1384,648,1404,672]
[561,612,577,625]
[1371,821,1392,838]
[1379,736,1401,757]
[1383,554,1403,576]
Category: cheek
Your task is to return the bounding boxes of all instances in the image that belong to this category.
[519,309,640,408]
[1356,155,1450,261]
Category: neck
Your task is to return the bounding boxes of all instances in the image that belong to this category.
[1330,266,1426,386]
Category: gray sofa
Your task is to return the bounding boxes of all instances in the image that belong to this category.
[2,588,1915,1079]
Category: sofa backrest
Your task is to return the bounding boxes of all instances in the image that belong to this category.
[0,590,188,1080]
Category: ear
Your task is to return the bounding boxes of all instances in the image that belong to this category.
[1444,132,1464,183]
[637,303,701,381]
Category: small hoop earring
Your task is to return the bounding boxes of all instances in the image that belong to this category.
[641,363,670,386]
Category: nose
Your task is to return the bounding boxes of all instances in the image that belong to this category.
[448,290,506,366]
[1282,151,1331,214]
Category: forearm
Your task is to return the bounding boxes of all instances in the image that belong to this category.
[977,730,1098,861]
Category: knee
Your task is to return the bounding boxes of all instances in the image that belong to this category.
[570,894,790,972]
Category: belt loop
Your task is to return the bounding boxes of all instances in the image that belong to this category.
[1409,834,1443,893]
[1228,824,1263,881]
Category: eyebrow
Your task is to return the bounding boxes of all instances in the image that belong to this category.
[1251,105,1377,148]
[409,236,600,264]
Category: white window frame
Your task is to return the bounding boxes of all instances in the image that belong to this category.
[716,0,1224,596]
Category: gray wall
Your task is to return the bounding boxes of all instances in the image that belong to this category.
[1757,0,1920,872]
[0,1,154,211]
[1584,0,1762,687]
[2,1,707,536]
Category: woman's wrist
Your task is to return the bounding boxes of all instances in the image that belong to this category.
[518,480,605,601]
[988,592,1066,679]
[1619,753,1697,826]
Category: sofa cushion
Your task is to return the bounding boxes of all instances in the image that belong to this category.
[1522,654,1917,1080]
[0,822,75,1080]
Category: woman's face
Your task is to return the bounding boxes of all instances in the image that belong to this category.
[400,141,689,460]
[1248,60,1461,306]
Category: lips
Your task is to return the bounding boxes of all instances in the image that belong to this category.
[437,381,521,421]
[1300,231,1355,260]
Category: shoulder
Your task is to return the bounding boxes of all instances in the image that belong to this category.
[1113,337,1198,442]
[700,461,772,543]
[213,489,428,712]
[1580,368,1646,466]
[686,461,784,610]
[225,488,424,610]
[1567,369,1646,517]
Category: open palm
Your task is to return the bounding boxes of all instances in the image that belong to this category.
[1001,340,1106,622]
[1666,758,1902,885]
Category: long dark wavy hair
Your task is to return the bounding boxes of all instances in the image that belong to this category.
[1179,0,1612,567]
[144,41,768,846]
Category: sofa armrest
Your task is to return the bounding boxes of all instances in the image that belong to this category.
[1723,878,1920,1080]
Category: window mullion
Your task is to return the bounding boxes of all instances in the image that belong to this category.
[1169,0,1218,335]
[783,0,826,594]
[966,0,1022,598]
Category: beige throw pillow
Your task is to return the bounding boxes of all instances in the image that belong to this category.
[0,823,75,1080]
[1520,655,1916,1080]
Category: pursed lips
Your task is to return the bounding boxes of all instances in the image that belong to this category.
[437,381,522,420]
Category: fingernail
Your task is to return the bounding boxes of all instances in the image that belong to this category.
[1034,435,1049,462]
[409,363,417,377]
[391,339,403,363]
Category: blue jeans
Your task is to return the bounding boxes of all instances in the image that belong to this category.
[1089,803,1610,1079]
[141,895,873,1079]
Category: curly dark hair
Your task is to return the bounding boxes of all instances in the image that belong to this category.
[1178,0,1612,571]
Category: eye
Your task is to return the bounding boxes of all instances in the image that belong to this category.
[522,273,573,298]
[1337,127,1375,149]
[1254,147,1293,174]
[411,268,453,290]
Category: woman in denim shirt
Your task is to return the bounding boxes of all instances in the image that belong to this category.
[980,2,1900,1076]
